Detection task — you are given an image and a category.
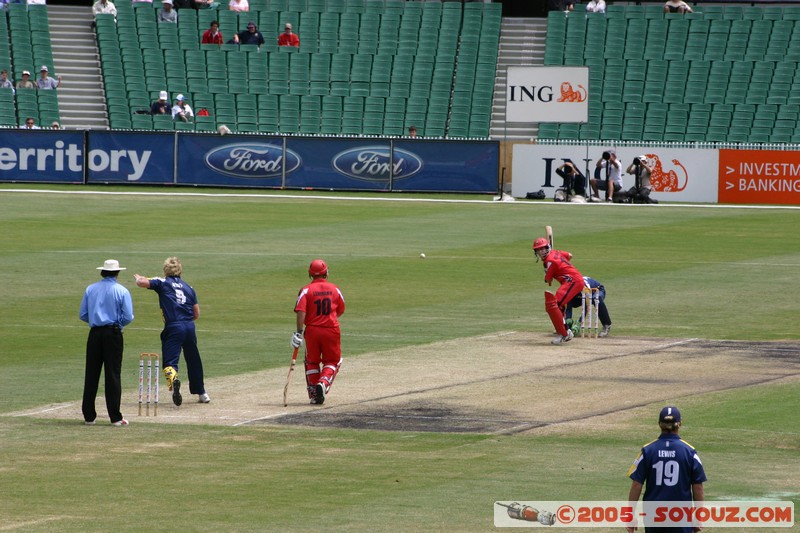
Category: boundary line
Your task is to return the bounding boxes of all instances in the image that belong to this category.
[2,187,800,210]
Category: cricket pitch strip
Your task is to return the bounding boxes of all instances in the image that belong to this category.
[12,334,800,434]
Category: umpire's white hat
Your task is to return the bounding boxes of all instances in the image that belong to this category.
[97,259,126,271]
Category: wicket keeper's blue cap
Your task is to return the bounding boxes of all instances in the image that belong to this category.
[659,406,681,424]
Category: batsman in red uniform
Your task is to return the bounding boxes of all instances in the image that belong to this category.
[292,259,346,404]
[532,238,585,345]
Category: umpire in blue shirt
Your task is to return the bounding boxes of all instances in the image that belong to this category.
[626,406,707,532]
[80,259,134,426]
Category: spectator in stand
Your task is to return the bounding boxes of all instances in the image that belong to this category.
[151,90,170,115]
[36,66,61,90]
[201,20,223,45]
[16,70,34,89]
[51,121,61,129]
[23,117,40,129]
[230,21,265,46]
[159,0,178,23]
[172,94,194,122]
[408,125,417,138]
[663,0,693,13]
[228,0,248,11]
[585,0,606,13]
[278,22,300,47]
[547,0,572,12]
[92,0,117,19]
[0,69,15,93]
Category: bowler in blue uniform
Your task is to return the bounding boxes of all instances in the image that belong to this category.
[135,257,209,406]
[626,406,707,532]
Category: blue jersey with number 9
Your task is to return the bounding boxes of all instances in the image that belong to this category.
[628,433,707,501]
[148,276,197,324]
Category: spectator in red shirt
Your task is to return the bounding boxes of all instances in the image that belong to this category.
[201,20,223,45]
[278,22,300,47]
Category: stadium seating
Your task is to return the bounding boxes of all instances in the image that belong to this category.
[542,5,800,144]
[6,3,61,126]
[91,0,501,138]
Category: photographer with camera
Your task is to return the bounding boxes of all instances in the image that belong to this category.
[624,155,658,204]
[554,161,587,201]
[591,150,623,202]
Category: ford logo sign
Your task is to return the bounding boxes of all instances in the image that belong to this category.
[205,143,301,179]
[332,146,423,182]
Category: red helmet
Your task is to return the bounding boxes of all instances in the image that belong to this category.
[308,259,328,277]
[532,238,550,251]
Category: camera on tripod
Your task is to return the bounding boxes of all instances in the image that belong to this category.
[602,151,611,161]
[632,157,641,167]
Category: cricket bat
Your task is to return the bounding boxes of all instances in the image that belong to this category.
[545,225,554,247]
[282,347,300,407]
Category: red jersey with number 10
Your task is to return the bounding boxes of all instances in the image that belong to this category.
[294,278,345,328]
[543,249,582,285]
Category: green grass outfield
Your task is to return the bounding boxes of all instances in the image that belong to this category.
[1,186,797,531]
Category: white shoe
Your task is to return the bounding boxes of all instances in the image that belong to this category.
[198,393,211,403]
[551,329,574,345]
[599,325,611,338]
[111,419,129,427]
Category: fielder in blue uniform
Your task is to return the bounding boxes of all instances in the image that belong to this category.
[626,406,707,533]
[564,276,612,337]
[135,257,209,406]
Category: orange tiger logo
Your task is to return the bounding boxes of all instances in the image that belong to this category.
[557,82,587,103]
[645,154,688,192]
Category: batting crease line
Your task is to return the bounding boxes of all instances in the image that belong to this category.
[10,403,74,417]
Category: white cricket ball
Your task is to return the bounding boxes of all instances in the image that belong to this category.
[419,253,426,259]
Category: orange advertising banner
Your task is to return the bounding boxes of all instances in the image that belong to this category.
[719,150,800,205]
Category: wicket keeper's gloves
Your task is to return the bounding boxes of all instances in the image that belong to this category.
[290,331,304,349]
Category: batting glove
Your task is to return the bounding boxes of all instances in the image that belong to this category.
[290,331,304,349]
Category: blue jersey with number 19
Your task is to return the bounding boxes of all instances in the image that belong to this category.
[628,433,707,502]
[147,276,197,324]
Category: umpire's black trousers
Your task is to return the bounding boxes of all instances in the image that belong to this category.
[82,325,124,423]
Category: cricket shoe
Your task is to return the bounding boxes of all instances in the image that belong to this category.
[313,382,326,405]
[198,393,210,404]
[172,378,183,406]
[111,419,129,427]
[551,329,574,345]
[599,325,612,338]
[163,366,178,391]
